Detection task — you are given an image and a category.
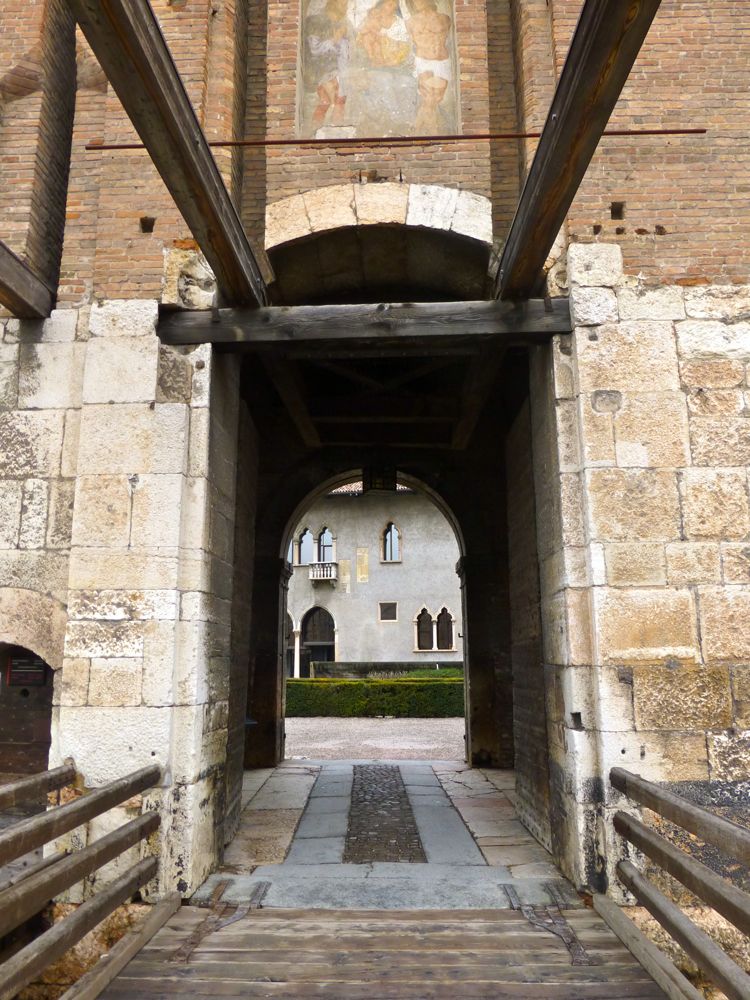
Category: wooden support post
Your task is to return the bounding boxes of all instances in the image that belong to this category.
[68,0,267,307]
[0,240,55,319]
[0,765,160,869]
[497,0,663,299]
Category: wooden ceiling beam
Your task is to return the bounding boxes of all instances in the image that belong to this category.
[262,357,320,449]
[0,240,55,319]
[452,344,508,450]
[497,0,662,300]
[158,298,571,348]
[69,0,267,307]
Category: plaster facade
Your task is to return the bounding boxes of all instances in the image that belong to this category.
[286,487,463,666]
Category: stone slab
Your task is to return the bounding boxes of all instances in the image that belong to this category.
[408,799,486,865]
[295,811,349,839]
[285,836,346,864]
[303,795,350,815]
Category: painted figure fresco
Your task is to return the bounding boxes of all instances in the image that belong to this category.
[298,0,459,137]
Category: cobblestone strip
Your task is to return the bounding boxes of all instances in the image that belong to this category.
[343,764,427,863]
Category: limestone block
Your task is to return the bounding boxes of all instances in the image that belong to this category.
[157,346,192,404]
[576,322,679,393]
[68,550,180,591]
[685,388,744,417]
[699,588,750,662]
[676,320,750,360]
[0,587,68,668]
[570,287,618,326]
[567,588,592,666]
[540,547,589,595]
[567,243,623,288]
[65,620,145,659]
[173,619,211,704]
[605,543,666,586]
[589,543,606,585]
[47,479,75,549]
[82,336,159,404]
[0,411,65,477]
[680,359,745,388]
[579,399,616,466]
[585,469,681,542]
[303,184,356,233]
[59,658,90,707]
[551,338,575,400]
[68,589,178,621]
[617,286,685,321]
[77,404,189,475]
[56,706,170,785]
[0,550,70,603]
[666,542,721,586]
[679,469,750,540]
[555,399,581,472]
[353,182,408,226]
[599,730,709,783]
[19,478,49,549]
[560,473,586,547]
[41,309,78,343]
[176,255,216,311]
[540,591,567,666]
[613,392,689,468]
[265,194,311,248]
[406,184,459,231]
[72,475,132,548]
[707,731,750,781]
[690,417,750,467]
[685,285,750,321]
[632,665,732,730]
[451,190,493,244]
[594,587,698,664]
[61,410,81,479]
[179,477,209,551]
[190,344,212,408]
[721,544,750,584]
[130,474,184,548]
[88,657,142,707]
[89,300,158,339]
[142,620,176,706]
[18,343,85,409]
[732,667,750,728]
[0,481,22,547]
[0,360,18,407]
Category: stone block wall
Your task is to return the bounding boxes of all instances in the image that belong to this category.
[531,241,750,889]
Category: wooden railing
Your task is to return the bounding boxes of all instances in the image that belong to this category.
[0,763,174,1000]
[594,767,750,1000]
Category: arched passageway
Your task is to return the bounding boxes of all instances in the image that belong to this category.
[300,606,336,676]
[0,643,54,779]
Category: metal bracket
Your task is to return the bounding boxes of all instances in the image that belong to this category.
[504,885,592,966]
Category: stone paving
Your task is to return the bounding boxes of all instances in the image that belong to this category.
[195,758,576,909]
[343,765,426,863]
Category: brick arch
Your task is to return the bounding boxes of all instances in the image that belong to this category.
[0,588,67,669]
[265,182,493,249]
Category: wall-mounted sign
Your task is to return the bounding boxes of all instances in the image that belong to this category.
[5,648,48,687]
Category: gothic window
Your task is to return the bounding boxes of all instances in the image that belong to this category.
[318,527,334,563]
[436,607,454,650]
[382,522,400,561]
[416,608,433,650]
[299,528,314,565]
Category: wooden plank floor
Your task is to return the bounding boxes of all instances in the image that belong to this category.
[101,905,665,999]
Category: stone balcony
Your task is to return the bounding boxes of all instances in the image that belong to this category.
[309,562,338,584]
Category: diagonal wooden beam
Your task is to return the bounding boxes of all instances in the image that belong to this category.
[262,357,321,449]
[451,343,507,450]
[69,0,267,307]
[497,0,662,300]
[0,240,55,319]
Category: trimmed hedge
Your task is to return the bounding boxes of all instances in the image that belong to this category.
[311,661,462,679]
[286,678,464,718]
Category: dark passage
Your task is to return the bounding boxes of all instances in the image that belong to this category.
[343,764,427,863]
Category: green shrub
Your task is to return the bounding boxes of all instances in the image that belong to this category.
[286,678,464,718]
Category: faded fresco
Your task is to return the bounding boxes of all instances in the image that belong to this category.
[298,0,459,138]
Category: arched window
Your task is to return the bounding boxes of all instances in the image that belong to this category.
[436,607,454,650]
[318,527,333,563]
[382,522,400,561]
[416,608,433,650]
[298,528,314,565]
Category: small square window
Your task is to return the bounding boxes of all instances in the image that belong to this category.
[379,602,398,622]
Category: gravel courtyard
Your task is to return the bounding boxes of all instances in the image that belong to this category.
[284,717,466,760]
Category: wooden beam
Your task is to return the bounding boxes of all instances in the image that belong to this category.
[497,0,662,300]
[0,764,75,810]
[0,240,55,319]
[69,0,267,307]
[263,357,321,449]
[158,298,571,349]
